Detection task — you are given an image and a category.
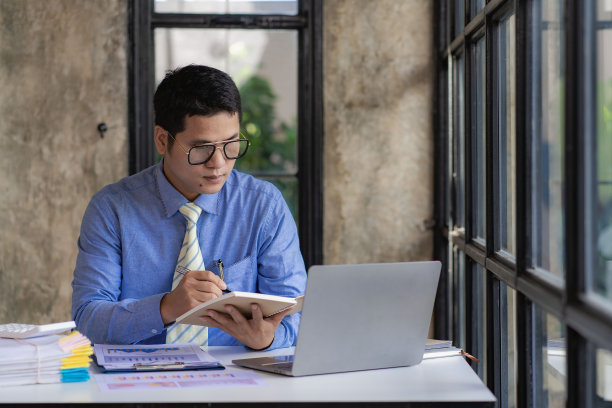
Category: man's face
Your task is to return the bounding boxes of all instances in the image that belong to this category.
[155,112,241,201]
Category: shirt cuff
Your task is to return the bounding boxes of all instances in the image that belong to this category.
[129,292,167,341]
[263,320,292,351]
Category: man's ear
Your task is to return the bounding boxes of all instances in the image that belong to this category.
[154,126,168,155]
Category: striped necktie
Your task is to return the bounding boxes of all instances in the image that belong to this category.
[165,202,208,348]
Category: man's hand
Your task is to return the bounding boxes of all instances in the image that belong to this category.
[160,270,227,325]
[201,304,294,350]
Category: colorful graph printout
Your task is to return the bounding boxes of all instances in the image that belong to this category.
[93,343,222,371]
[94,370,266,391]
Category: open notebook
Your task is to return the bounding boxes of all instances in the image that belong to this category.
[233,261,441,376]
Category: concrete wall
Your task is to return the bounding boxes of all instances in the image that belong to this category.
[323,0,434,264]
[0,0,433,325]
[0,0,128,324]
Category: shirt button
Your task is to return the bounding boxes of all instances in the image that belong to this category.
[151,329,158,334]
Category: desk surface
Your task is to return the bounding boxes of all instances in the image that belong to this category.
[0,346,496,407]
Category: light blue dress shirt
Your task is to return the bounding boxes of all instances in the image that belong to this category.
[71,162,307,349]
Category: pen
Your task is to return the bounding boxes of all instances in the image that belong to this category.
[460,350,480,363]
[217,259,232,293]
[217,259,224,281]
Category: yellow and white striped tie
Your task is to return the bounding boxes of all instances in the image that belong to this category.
[165,202,208,348]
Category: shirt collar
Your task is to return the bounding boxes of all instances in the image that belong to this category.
[155,160,220,218]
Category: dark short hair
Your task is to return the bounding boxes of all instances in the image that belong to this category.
[154,65,242,142]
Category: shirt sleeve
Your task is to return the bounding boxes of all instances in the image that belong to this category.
[256,190,308,350]
[71,193,166,344]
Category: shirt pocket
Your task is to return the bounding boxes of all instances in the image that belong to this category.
[216,255,257,293]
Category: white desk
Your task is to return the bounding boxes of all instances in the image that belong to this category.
[0,346,496,407]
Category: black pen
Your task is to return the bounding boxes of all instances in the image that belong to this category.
[217,259,231,293]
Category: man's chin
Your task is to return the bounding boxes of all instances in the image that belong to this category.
[198,182,225,195]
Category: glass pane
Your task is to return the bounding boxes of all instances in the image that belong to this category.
[453,53,466,229]
[597,347,612,401]
[154,0,298,15]
[533,0,564,279]
[454,0,465,37]
[535,306,566,408]
[470,0,485,19]
[594,0,612,300]
[498,13,516,255]
[473,37,486,241]
[453,249,467,350]
[154,28,298,217]
[474,264,487,383]
[502,284,518,408]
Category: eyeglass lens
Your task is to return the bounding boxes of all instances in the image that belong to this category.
[188,140,249,165]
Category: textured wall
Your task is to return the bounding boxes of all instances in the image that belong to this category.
[0,0,433,325]
[323,0,434,264]
[0,0,128,324]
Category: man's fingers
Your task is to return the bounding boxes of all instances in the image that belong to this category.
[224,305,249,324]
[250,303,264,322]
[206,309,233,324]
[191,269,223,285]
[179,273,224,297]
[266,307,292,325]
[186,269,227,291]
[199,315,222,329]
[201,303,285,350]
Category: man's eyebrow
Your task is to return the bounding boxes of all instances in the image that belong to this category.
[190,133,240,146]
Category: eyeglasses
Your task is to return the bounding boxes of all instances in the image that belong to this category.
[167,131,250,165]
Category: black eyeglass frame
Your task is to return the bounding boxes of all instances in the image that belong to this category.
[166,131,251,165]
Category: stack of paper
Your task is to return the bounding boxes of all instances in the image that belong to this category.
[425,339,453,350]
[0,331,93,386]
[423,339,480,363]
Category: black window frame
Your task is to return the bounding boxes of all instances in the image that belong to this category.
[435,0,612,407]
[127,0,323,268]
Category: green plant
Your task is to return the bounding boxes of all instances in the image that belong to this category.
[236,75,296,174]
[236,75,298,217]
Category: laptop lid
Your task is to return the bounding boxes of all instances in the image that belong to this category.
[288,261,441,376]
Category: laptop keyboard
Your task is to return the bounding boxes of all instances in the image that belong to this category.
[271,362,294,370]
[261,355,294,370]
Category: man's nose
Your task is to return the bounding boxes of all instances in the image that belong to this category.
[206,145,226,166]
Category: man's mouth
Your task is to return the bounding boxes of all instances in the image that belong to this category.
[203,174,224,183]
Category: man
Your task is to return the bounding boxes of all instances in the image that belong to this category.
[72,65,307,350]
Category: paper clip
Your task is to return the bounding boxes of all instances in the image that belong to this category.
[133,362,185,370]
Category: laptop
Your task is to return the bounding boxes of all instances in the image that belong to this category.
[232,261,441,376]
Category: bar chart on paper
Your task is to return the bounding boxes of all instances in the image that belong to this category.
[101,346,192,364]
[94,370,266,391]
[93,343,223,372]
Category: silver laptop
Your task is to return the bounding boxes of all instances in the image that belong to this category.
[232,261,441,376]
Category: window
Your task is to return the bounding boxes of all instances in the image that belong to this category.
[452,53,466,230]
[129,0,323,267]
[535,306,566,407]
[591,2,612,404]
[470,0,485,19]
[154,0,298,15]
[495,12,515,256]
[436,1,612,406]
[471,35,486,243]
[502,284,518,408]
[452,248,467,350]
[596,347,612,402]
[473,263,487,382]
[534,0,564,281]
[594,0,612,303]
[154,27,299,214]
[453,0,465,38]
